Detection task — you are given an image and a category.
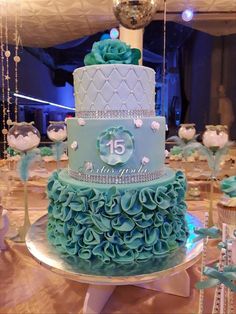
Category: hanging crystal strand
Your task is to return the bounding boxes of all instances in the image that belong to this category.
[4,1,11,128]
[212,224,228,314]
[220,224,228,314]
[211,248,226,314]
[227,243,234,314]
[198,212,209,314]
[1,3,7,159]
[14,6,19,122]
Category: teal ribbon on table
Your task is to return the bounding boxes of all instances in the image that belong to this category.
[196,265,236,292]
[193,226,222,242]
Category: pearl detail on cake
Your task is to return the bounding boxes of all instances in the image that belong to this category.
[142,156,150,165]
[78,118,86,126]
[151,121,160,131]
[76,110,155,119]
[69,168,165,184]
[71,141,78,151]
[134,118,143,128]
[84,161,93,171]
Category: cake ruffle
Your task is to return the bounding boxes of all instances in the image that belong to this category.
[47,171,188,264]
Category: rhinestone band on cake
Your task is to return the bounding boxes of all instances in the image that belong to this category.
[68,168,165,184]
[76,109,156,119]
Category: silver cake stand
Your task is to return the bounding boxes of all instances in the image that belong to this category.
[26,214,203,314]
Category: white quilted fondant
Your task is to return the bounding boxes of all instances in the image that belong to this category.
[73,64,155,112]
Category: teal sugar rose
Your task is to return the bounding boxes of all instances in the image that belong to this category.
[84,39,141,66]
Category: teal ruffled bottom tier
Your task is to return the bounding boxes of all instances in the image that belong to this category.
[47,169,189,264]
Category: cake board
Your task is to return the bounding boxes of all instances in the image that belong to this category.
[26,214,203,314]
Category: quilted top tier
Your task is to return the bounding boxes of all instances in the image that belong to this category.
[73,64,155,115]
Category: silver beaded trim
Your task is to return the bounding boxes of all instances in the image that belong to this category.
[68,168,165,184]
[76,110,155,119]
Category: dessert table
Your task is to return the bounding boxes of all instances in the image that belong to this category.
[25,213,203,314]
[0,202,223,314]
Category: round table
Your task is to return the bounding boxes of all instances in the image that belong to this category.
[26,213,203,314]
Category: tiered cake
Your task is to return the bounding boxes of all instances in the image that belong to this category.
[47,40,189,264]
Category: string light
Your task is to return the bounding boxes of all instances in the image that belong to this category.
[4,1,11,128]
[1,2,7,159]
[14,93,75,111]
[198,212,209,314]
[14,3,21,122]
[0,1,22,158]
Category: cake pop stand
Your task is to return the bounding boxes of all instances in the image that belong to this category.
[26,214,203,314]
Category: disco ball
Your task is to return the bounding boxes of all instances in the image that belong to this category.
[113,0,158,30]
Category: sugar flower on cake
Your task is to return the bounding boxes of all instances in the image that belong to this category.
[71,141,78,151]
[78,118,86,126]
[141,156,150,165]
[134,118,143,128]
[84,39,141,65]
[151,121,160,132]
[84,161,93,171]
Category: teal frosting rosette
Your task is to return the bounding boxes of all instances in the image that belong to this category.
[97,126,134,166]
[84,39,141,66]
[220,176,236,197]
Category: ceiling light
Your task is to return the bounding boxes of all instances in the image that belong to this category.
[110,28,119,39]
[181,9,194,22]
[14,93,75,111]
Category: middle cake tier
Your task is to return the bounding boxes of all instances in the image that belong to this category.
[67,116,165,184]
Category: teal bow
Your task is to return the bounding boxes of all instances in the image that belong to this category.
[193,227,221,242]
[196,265,236,292]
